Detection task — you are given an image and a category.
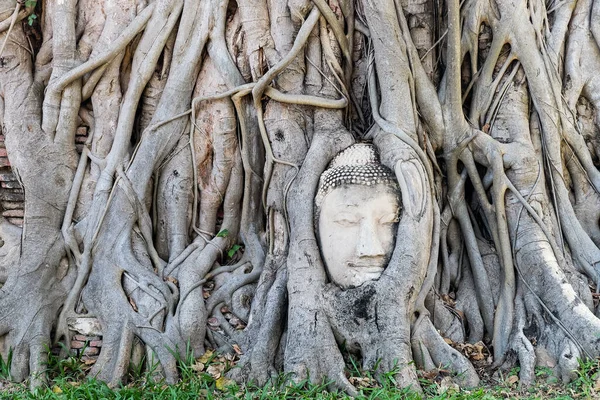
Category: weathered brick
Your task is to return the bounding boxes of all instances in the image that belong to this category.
[7,218,22,226]
[0,149,7,157]
[89,340,102,347]
[2,209,23,218]
[1,201,23,210]
[0,191,24,202]
[70,340,86,349]
[0,173,16,182]
[1,181,21,189]
[83,347,100,356]
[72,334,88,342]
[0,158,10,168]
[76,126,88,136]
[75,135,87,144]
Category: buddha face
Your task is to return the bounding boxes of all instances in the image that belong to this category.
[318,183,400,289]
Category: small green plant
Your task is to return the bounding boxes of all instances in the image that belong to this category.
[567,357,600,398]
[44,342,88,382]
[0,347,12,379]
[215,229,243,258]
[24,0,37,26]
[227,244,242,258]
[216,229,229,238]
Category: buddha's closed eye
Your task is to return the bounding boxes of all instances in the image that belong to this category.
[379,213,399,225]
[333,213,361,226]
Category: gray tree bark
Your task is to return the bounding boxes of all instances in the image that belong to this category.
[0,0,598,394]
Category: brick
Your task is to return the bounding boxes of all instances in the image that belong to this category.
[7,218,22,226]
[1,201,23,210]
[76,126,88,136]
[0,149,6,157]
[2,209,23,218]
[0,158,10,168]
[75,135,87,144]
[0,192,24,202]
[83,347,100,356]
[1,181,21,189]
[89,340,102,347]
[0,173,16,182]
[70,340,86,349]
[72,334,88,342]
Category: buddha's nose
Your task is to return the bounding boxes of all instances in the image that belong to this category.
[356,219,386,258]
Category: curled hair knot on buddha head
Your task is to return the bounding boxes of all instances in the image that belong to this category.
[315,143,400,214]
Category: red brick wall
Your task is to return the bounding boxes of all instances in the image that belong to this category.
[0,134,24,225]
[0,127,89,226]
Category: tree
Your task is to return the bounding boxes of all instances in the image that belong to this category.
[0,0,599,393]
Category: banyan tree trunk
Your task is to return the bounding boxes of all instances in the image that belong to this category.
[0,0,598,394]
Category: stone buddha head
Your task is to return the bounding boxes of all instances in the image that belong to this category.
[315,144,401,289]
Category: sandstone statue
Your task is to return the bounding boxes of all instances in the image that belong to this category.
[316,143,400,289]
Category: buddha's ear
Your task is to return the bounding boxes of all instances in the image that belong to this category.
[394,157,427,221]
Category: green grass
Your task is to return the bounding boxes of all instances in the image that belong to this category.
[1,351,599,399]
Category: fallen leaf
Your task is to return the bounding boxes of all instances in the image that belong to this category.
[199,350,214,364]
[421,370,438,380]
[232,344,243,355]
[506,375,519,385]
[207,364,224,379]
[216,377,234,390]
[438,377,459,395]
[52,385,63,394]
[191,362,205,372]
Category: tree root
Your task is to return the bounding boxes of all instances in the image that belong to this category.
[412,317,479,387]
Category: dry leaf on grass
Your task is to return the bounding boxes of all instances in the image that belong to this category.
[198,350,214,364]
[215,376,234,390]
[207,363,225,380]
[191,362,205,372]
[438,377,459,395]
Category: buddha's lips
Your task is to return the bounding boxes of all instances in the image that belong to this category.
[347,262,385,270]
